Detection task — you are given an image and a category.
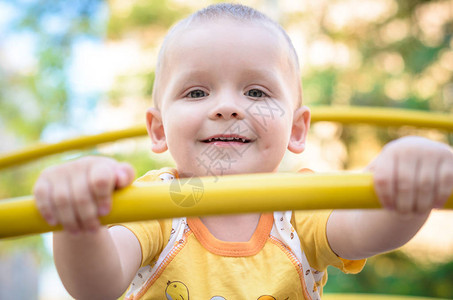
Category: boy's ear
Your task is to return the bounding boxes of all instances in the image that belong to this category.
[288,106,311,154]
[146,108,168,153]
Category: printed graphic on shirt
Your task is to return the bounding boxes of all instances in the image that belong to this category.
[165,280,189,300]
[164,283,278,300]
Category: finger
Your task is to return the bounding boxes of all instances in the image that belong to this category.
[373,155,396,210]
[115,163,135,189]
[88,162,116,216]
[70,172,100,232]
[395,154,418,215]
[434,157,453,208]
[33,176,58,226]
[364,156,377,172]
[51,175,80,234]
[414,157,438,214]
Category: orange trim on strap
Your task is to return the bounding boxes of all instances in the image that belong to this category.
[268,236,313,300]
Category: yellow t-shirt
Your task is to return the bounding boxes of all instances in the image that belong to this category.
[119,169,365,300]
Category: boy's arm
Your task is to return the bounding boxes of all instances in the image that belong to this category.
[327,209,429,260]
[326,136,453,260]
[34,156,140,299]
[53,226,141,299]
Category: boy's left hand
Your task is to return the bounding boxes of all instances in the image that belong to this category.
[367,136,453,216]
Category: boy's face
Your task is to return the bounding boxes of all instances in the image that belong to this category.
[147,19,310,177]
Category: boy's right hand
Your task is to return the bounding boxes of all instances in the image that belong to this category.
[33,156,135,234]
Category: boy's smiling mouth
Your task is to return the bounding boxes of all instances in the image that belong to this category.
[201,134,252,144]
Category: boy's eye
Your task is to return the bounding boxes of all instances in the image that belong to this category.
[187,89,207,98]
[246,89,267,98]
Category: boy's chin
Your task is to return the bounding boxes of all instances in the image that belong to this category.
[176,162,279,178]
[201,166,278,177]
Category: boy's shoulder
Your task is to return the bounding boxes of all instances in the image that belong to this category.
[134,167,179,184]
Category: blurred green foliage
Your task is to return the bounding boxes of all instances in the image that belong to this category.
[326,251,453,298]
[107,0,189,39]
[0,0,104,142]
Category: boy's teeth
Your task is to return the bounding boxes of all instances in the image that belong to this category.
[206,137,248,143]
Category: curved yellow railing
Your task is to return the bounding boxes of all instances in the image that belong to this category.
[0,106,452,170]
[310,106,453,129]
[323,294,448,300]
[0,126,147,170]
[1,172,452,238]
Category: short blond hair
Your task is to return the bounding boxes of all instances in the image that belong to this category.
[152,3,302,108]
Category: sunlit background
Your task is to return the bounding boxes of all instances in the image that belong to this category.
[0,0,452,299]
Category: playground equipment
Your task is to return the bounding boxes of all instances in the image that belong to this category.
[0,106,452,238]
[1,172,453,238]
[0,106,452,299]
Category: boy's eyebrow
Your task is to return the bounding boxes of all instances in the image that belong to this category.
[241,68,282,83]
[172,68,283,86]
[167,70,212,91]
[173,69,211,81]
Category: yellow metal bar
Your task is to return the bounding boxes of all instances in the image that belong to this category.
[310,106,453,130]
[0,126,147,170]
[1,172,452,238]
[1,107,452,170]
[324,294,447,300]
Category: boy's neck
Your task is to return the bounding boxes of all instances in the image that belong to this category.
[200,213,261,242]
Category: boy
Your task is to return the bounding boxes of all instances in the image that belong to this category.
[33,3,453,300]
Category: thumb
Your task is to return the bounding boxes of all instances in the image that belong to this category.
[114,163,135,189]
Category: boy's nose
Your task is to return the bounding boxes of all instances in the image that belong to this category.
[216,111,239,119]
[209,97,245,120]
